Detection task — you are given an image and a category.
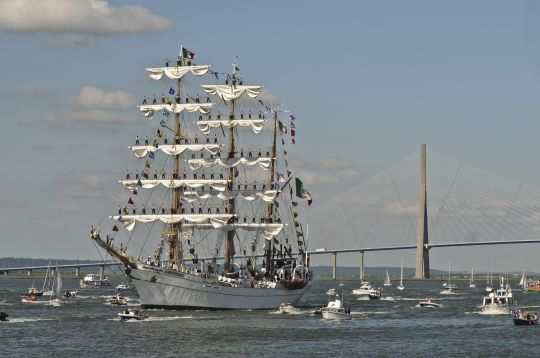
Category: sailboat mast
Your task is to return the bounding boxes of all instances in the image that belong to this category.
[224,68,237,274]
[168,74,183,269]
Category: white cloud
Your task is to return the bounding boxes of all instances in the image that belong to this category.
[71,86,136,110]
[13,84,51,96]
[43,34,93,47]
[0,0,173,35]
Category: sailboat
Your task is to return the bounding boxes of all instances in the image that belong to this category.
[384,269,392,287]
[469,267,476,288]
[441,260,457,294]
[397,259,405,291]
[49,268,64,306]
[519,271,526,287]
[89,46,313,309]
[41,262,54,296]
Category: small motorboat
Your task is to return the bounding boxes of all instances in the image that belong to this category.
[512,310,538,325]
[118,308,148,321]
[21,294,37,303]
[321,286,352,320]
[368,288,382,300]
[62,290,77,298]
[0,312,8,322]
[278,302,299,314]
[351,281,372,296]
[110,294,127,306]
[115,283,133,291]
[419,298,440,308]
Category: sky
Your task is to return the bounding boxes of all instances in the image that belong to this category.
[2,0,540,273]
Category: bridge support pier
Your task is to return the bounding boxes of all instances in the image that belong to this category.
[332,253,337,280]
[100,265,105,278]
[27,269,32,276]
[415,143,430,279]
[75,267,81,277]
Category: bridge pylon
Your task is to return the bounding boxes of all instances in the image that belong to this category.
[415,143,430,278]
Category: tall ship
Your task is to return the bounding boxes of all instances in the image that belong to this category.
[89,47,313,309]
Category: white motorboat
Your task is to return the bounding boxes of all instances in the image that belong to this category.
[481,277,514,314]
[118,307,148,321]
[419,298,440,308]
[351,281,372,296]
[115,283,133,291]
[278,302,300,314]
[110,294,127,306]
[321,287,351,320]
[80,273,110,288]
[368,288,382,300]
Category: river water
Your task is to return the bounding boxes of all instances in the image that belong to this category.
[0,277,538,357]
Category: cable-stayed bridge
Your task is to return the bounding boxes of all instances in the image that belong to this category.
[305,144,540,279]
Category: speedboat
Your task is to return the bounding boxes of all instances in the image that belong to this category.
[512,310,538,325]
[481,277,514,314]
[0,312,8,322]
[115,283,133,291]
[21,294,37,303]
[352,281,372,296]
[524,281,540,293]
[26,284,44,297]
[62,290,77,298]
[321,287,351,320]
[278,302,299,314]
[80,273,110,288]
[118,308,148,321]
[419,298,440,308]
[110,294,127,306]
[368,288,382,300]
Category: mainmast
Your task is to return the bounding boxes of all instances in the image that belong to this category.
[224,63,238,274]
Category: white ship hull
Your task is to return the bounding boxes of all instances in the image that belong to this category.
[130,267,310,310]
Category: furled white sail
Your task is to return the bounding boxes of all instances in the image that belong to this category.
[197,119,265,134]
[188,157,271,171]
[112,214,234,231]
[180,190,278,203]
[130,144,220,158]
[146,65,210,80]
[139,103,213,118]
[202,85,263,101]
[181,223,285,240]
[121,179,228,192]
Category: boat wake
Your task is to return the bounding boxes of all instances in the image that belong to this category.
[5,317,57,323]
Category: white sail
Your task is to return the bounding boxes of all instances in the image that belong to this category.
[202,84,263,101]
[130,144,220,158]
[180,189,278,203]
[139,103,213,118]
[121,179,228,191]
[181,222,285,239]
[55,269,63,296]
[188,157,272,171]
[197,119,265,134]
[519,271,526,287]
[384,269,391,286]
[112,214,234,231]
[146,65,210,80]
